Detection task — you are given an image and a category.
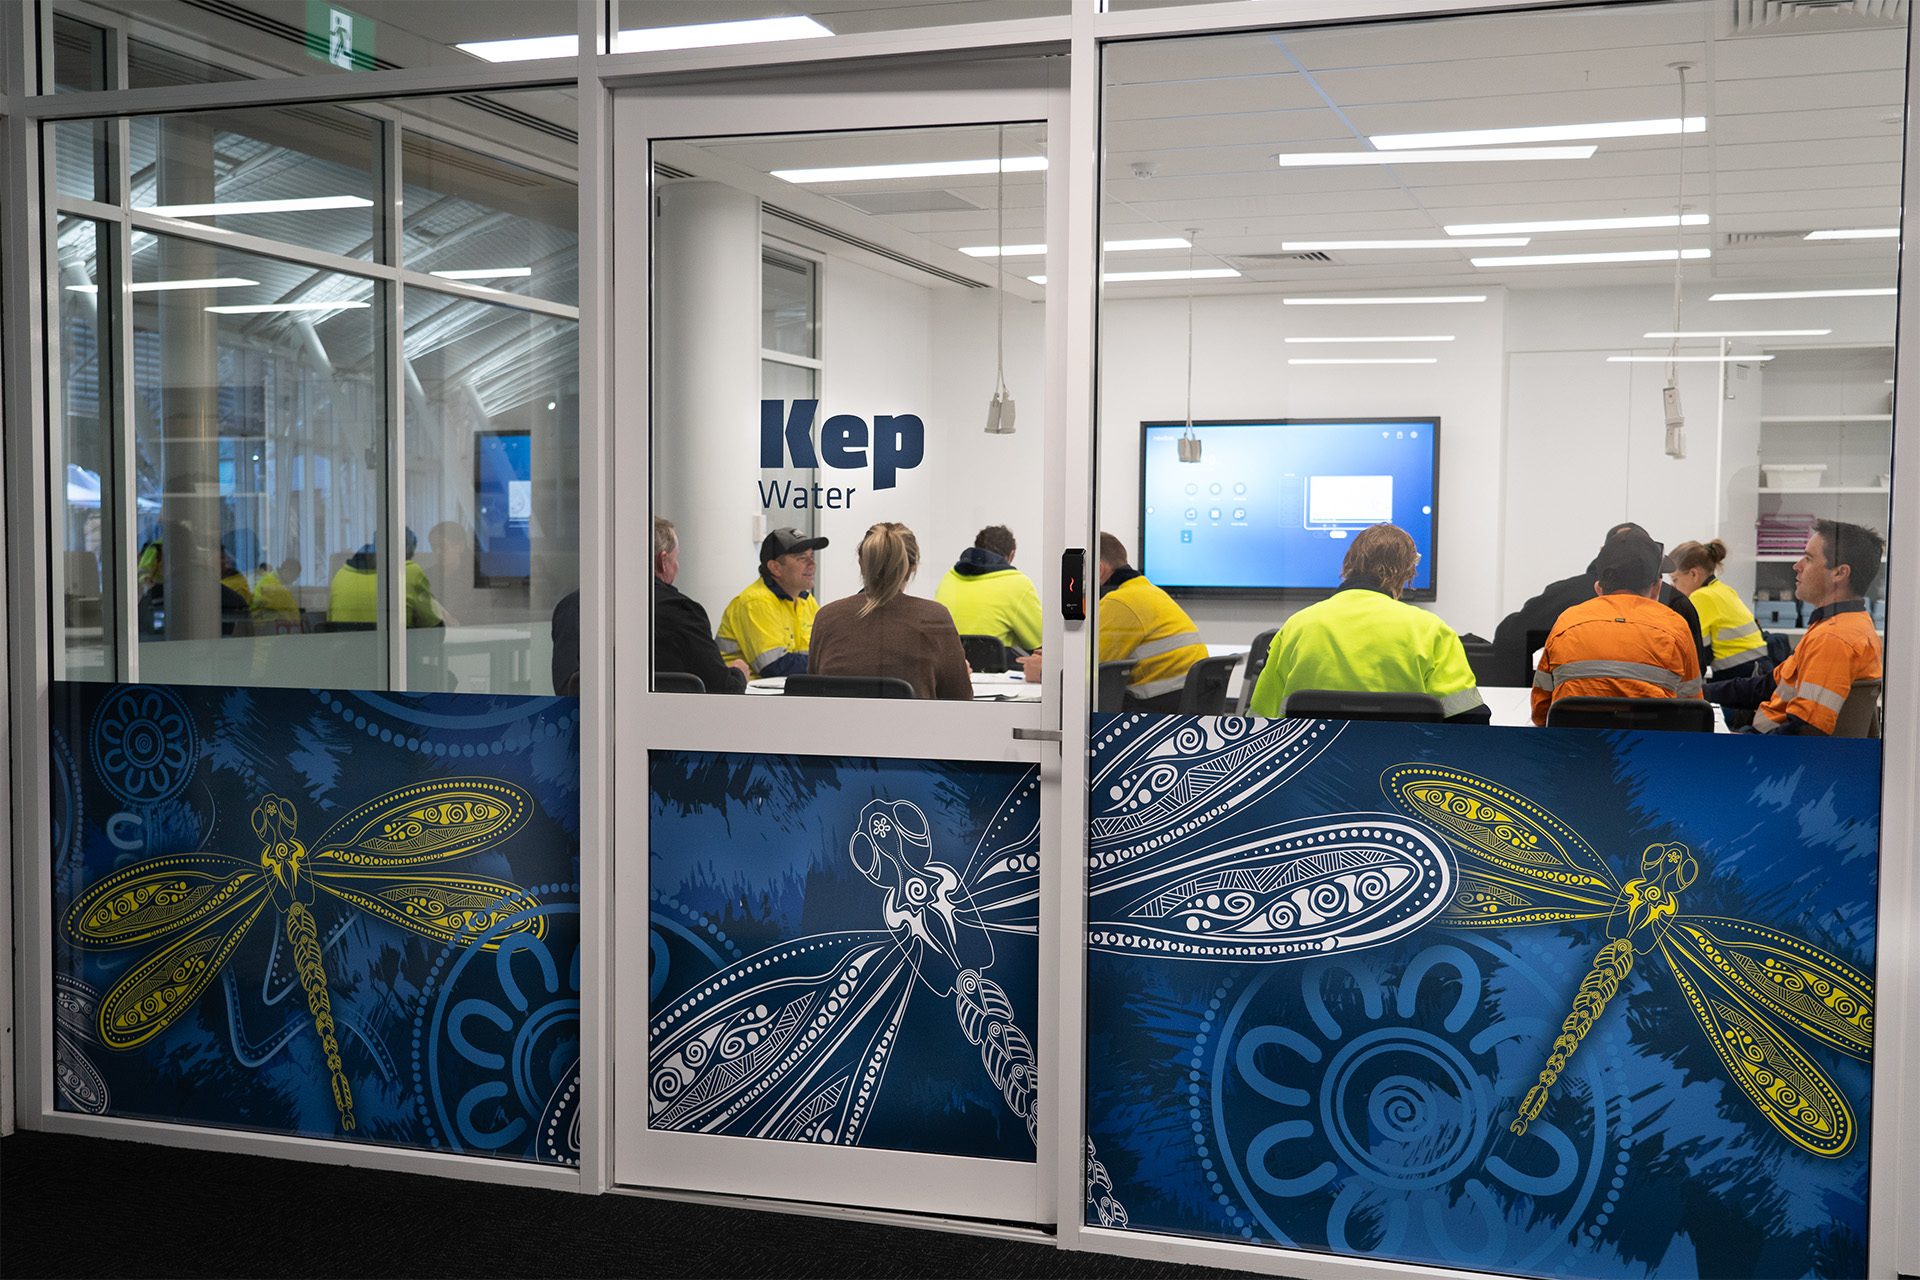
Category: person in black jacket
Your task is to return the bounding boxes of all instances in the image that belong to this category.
[548,518,751,696]
[1489,522,1711,687]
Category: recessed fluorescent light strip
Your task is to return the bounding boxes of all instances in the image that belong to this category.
[457,15,833,62]
[1283,295,1487,305]
[1473,249,1709,267]
[205,301,370,314]
[1371,116,1704,150]
[1643,329,1830,338]
[1025,268,1241,284]
[1279,146,1595,167]
[960,238,1190,257]
[144,196,373,217]
[68,277,256,294]
[1805,228,1899,240]
[1288,358,1438,365]
[1607,355,1775,362]
[775,157,1045,184]
[430,267,533,280]
[1710,288,1895,300]
[1281,238,1528,249]
[1446,214,1708,236]
[1284,335,1455,343]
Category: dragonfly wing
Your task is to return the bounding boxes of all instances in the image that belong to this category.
[1659,937,1856,1158]
[63,853,260,949]
[1667,917,1871,1059]
[1381,765,1620,924]
[311,778,531,869]
[318,873,545,949]
[96,889,272,1050]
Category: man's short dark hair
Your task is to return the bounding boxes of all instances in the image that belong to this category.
[1594,534,1661,594]
[1815,520,1885,596]
[974,525,1016,559]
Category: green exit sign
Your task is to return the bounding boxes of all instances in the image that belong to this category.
[306,1,375,70]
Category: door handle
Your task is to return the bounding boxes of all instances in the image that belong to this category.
[1012,728,1062,742]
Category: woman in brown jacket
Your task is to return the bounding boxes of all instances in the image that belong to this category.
[808,523,974,700]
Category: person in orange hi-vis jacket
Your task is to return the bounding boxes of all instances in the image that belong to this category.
[1531,531,1702,726]
[1706,519,1884,735]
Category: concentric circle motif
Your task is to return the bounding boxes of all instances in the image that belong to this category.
[90,685,196,804]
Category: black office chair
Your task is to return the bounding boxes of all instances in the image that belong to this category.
[959,634,1009,673]
[1545,696,1714,733]
[1236,628,1280,715]
[1177,654,1242,715]
[1096,661,1135,714]
[1832,678,1883,739]
[784,674,917,699]
[1458,632,1502,688]
[655,672,706,694]
[1282,689,1446,723]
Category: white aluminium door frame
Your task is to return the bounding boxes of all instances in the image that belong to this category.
[607,57,1079,1224]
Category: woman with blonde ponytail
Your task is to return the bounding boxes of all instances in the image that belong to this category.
[1669,538,1771,728]
[808,523,973,699]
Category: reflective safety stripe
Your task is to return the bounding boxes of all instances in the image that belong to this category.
[1131,629,1203,660]
[1129,672,1189,699]
[1544,659,1681,690]
[752,644,790,668]
[1533,668,1556,691]
[1773,680,1799,702]
[1714,647,1764,670]
[717,637,743,657]
[1719,619,1761,641]
[1754,709,1788,734]
[1439,687,1486,717]
[1678,677,1703,697]
[1796,680,1848,712]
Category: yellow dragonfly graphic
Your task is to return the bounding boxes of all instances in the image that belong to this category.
[1384,764,1872,1158]
[63,778,546,1132]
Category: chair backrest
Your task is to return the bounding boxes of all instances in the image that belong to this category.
[1457,632,1502,688]
[1545,695,1714,733]
[1282,689,1446,723]
[1832,677,1883,738]
[784,673,917,699]
[959,634,1009,673]
[1178,653,1243,715]
[655,671,706,694]
[1096,661,1134,714]
[1236,628,1280,714]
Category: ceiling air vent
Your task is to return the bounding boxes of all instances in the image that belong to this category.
[1722,230,1815,246]
[1731,0,1907,33]
[1225,251,1337,268]
[836,190,984,216]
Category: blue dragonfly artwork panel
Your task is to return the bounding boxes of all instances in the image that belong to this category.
[1085,713,1877,1279]
[649,750,1039,1162]
[51,681,582,1165]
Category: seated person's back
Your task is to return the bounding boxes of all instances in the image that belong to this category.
[1096,532,1207,711]
[809,522,972,701]
[1532,533,1702,725]
[934,525,1043,651]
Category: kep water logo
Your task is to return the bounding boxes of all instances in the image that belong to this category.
[759,399,924,509]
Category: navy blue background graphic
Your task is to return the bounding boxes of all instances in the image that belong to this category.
[649,751,1039,1162]
[1085,714,1877,1279]
[51,681,581,1164]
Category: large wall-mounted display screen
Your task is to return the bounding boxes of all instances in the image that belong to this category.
[1139,418,1440,600]
[474,429,533,585]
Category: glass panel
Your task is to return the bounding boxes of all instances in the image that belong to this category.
[55,217,114,682]
[402,290,579,695]
[51,15,107,92]
[129,107,380,259]
[126,36,252,88]
[51,119,112,207]
[401,131,579,307]
[1096,0,1899,733]
[131,235,385,687]
[654,123,1047,699]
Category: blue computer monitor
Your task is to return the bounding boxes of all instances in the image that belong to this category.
[1138,417,1440,599]
[474,430,533,585]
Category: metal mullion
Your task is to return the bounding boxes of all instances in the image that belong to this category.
[381,117,406,691]
[42,130,71,684]
[111,209,140,682]
[23,64,581,121]
[760,349,823,371]
[395,272,581,322]
[124,212,400,284]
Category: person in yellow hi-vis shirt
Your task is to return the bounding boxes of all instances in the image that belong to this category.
[934,524,1043,652]
[1018,532,1207,713]
[251,557,303,631]
[1668,538,1770,729]
[328,530,442,628]
[1248,523,1488,723]
[717,527,827,678]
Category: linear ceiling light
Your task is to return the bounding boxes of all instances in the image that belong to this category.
[1281,238,1528,250]
[1288,358,1438,365]
[775,157,1046,183]
[144,196,373,217]
[68,277,257,294]
[1284,335,1455,343]
[429,267,533,279]
[458,15,833,61]
[1026,269,1242,285]
[1279,146,1595,167]
[1472,248,1710,267]
[1710,288,1895,300]
[1371,116,1705,150]
[963,237,1192,257]
[1283,295,1487,305]
[1643,329,1830,338]
[206,301,371,315]
[1804,228,1899,240]
[1607,355,1775,362]
[1445,213,1709,236]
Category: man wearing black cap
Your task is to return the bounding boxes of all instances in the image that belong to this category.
[1491,522,1709,686]
[717,527,829,679]
[1530,531,1705,725]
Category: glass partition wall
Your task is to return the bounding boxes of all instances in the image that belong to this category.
[48,95,580,694]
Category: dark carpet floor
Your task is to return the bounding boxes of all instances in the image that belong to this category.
[1,1129,1264,1278]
